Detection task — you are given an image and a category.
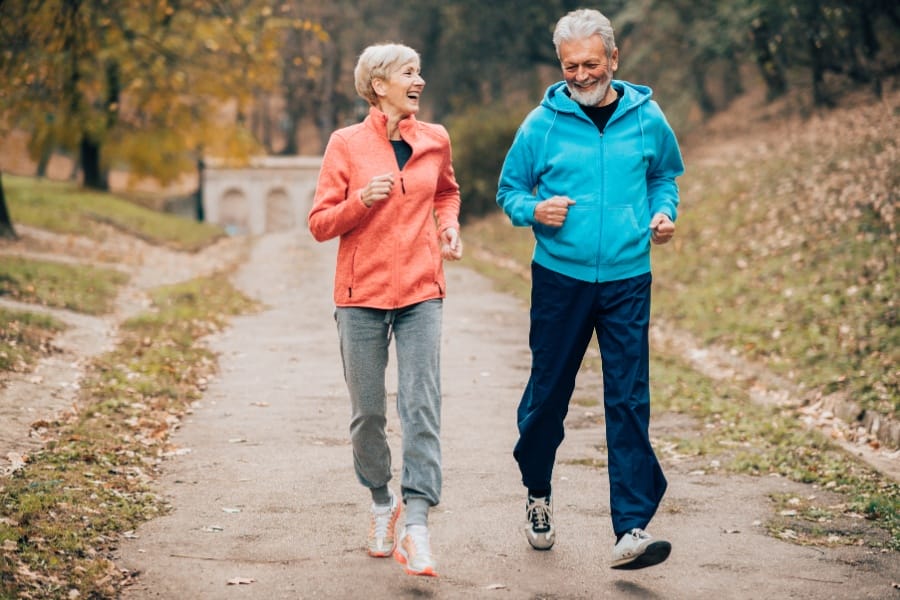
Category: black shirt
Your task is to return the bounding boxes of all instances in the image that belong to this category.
[579,89,621,132]
[391,139,413,170]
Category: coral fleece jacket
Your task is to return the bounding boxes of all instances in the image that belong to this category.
[308,107,461,309]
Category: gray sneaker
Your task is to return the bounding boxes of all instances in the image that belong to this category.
[611,528,671,569]
[524,495,555,550]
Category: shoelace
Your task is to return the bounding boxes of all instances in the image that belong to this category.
[528,500,552,532]
[372,505,394,539]
[629,528,651,541]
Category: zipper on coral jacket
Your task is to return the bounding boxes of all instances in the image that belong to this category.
[400,176,406,194]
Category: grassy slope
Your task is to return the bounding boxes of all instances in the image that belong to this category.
[4,175,223,252]
[653,90,897,419]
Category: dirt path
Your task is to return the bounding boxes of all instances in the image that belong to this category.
[0,225,248,475]
[111,230,898,599]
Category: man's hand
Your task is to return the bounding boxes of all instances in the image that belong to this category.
[649,213,675,244]
[534,196,575,227]
[440,227,463,261]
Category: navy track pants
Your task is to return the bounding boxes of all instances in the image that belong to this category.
[514,262,667,536]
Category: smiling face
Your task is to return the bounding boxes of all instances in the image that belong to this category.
[559,35,618,107]
[373,60,425,121]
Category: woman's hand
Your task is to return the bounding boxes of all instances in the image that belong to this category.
[361,173,394,207]
[440,227,463,261]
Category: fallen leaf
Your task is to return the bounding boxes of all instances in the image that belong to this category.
[222,507,241,514]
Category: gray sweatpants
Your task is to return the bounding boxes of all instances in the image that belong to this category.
[335,299,443,506]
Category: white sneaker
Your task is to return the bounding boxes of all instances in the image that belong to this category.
[524,495,555,550]
[367,493,401,557]
[394,524,438,577]
[611,528,671,569]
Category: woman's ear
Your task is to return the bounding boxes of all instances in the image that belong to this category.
[372,77,387,97]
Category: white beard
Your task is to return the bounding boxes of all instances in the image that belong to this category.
[568,79,611,107]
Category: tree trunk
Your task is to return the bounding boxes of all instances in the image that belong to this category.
[194,155,205,222]
[690,58,716,117]
[80,136,107,190]
[722,49,744,104]
[750,16,787,101]
[804,0,835,108]
[0,172,17,240]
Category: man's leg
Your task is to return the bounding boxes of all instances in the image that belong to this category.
[514,263,595,493]
[595,273,667,536]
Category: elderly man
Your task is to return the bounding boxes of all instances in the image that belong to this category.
[497,8,684,569]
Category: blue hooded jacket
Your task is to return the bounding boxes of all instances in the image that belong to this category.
[497,80,684,283]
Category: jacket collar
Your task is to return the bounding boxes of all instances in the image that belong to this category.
[366,106,419,142]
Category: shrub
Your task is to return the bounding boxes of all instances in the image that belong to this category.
[447,103,530,223]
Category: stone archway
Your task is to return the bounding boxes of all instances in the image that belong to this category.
[265,187,294,232]
[201,156,322,235]
[220,188,250,235]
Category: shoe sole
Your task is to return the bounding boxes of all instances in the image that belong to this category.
[611,541,672,570]
[393,547,438,577]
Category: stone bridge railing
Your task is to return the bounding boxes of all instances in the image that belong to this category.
[201,155,322,235]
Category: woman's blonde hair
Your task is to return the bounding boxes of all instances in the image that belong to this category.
[354,43,421,106]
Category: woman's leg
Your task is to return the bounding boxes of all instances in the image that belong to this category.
[392,299,443,510]
[335,307,392,492]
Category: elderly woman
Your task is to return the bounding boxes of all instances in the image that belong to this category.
[308,43,462,578]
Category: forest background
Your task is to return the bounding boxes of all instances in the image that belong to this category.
[1,0,898,223]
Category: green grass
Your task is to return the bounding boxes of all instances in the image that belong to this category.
[0,274,259,599]
[4,175,225,252]
[0,256,129,316]
[0,307,66,372]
